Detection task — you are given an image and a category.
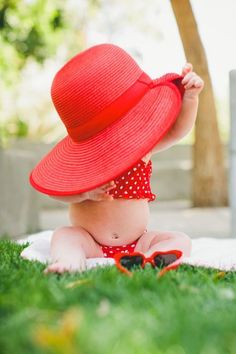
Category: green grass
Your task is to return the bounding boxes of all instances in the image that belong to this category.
[1,240,236,354]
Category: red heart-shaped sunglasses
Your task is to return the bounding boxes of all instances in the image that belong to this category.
[114,250,182,277]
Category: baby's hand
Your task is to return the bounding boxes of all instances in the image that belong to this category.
[49,181,115,203]
[181,63,204,99]
[87,180,116,201]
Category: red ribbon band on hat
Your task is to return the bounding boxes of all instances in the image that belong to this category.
[67,72,153,142]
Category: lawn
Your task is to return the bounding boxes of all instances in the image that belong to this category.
[1,240,236,354]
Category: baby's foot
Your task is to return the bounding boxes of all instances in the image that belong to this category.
[44,257,86,274]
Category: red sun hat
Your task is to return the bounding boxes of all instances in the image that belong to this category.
[30,43,185,196]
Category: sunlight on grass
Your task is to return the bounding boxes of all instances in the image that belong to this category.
[34,307,81,354]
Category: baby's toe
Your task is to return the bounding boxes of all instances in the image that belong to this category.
[44,262,66,274]
[44,260,87,274]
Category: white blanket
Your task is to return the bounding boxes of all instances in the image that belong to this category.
[18,230,236,271]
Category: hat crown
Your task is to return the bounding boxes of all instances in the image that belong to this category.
[51,44,142,131]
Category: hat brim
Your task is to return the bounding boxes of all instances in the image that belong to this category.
[30,81,182,196]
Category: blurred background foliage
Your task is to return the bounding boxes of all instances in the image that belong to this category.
[0,0,89,145]
[0,0,65,80]
[0,0,230,146]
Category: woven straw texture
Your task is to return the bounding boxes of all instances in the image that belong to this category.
[30,44,184,195]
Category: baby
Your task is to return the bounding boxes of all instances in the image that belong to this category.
[43,62,203,274]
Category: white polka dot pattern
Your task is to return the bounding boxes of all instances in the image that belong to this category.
[108,158,156,202]
[101,239,139,258]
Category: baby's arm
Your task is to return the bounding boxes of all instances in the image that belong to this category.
[49,180,116,203]
[151,63,204,154]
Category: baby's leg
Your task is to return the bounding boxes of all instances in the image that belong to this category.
[45,226,103,274]
[135,230,192,258]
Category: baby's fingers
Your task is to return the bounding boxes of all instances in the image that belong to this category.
[104,193,114,201]
[96,192,113,201]
[184,76,204,90]
[181,71,195,85]
[101,180,116,191]
[182,63,193,76]
[184,77,198,89]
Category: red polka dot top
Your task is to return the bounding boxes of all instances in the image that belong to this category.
[108,158,156,202]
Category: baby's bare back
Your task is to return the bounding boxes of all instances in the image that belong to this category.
[69,198,150,246]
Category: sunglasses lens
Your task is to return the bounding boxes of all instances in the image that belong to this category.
[153,254,178,268]
[120,255,143,270]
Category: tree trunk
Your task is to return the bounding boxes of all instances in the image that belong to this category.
[170,0,228,206]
